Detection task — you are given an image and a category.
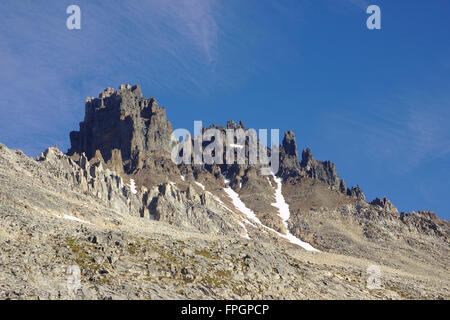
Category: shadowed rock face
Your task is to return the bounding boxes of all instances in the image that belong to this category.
[278,132,365,200]
[68,84,173,170]
[399,210,448,237]
[371,197,398,214]
[300,147,341,189]
[279,130,301,179]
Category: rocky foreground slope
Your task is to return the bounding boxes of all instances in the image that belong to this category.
[0,84,448,299]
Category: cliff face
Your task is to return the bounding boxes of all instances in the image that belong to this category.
[278,132,365,200]
[68,84,173,171]
[278,130,301,179]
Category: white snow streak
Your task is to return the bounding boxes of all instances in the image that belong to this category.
[129,179,137,195]
[223,174,319,252]
[224,187,263,225]
[180,175,185,181]
[205,190,251,239]
[238,221,251,239]
[207,192,233,212]
[229,144,244,149]
[195,181,206,190]
[59,214,90,224]
[271,174,319,252]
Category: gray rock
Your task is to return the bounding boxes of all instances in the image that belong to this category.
[68,84,174,173]
[0,84,448,300]
[300,147,341,189]
[279,131,301,179]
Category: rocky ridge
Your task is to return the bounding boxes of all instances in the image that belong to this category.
[0,84,448,300]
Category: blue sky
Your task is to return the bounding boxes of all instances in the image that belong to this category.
[0,0,449,219]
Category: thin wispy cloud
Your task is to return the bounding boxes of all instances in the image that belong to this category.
[0,0,221,155]
[342,0,370,10]
[333,95,450,172]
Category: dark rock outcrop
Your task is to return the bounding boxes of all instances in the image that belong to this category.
[370,197,398,214]
[400,210,449,238]
[68,84,174,172]
[300,148,341,189]
[298,147,365,200]
[347,185,365,201]
[279,131,301,179]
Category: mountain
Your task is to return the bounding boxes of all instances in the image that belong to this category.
[0,84,448,299]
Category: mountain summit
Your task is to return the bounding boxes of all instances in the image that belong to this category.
[68,85,173,167]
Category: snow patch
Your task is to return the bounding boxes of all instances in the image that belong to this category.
[59,214,90,224]
[207,191,234,213]
[205,187,252,240]
[180,175,185,181]
[223,175,318,252]
[224,187,263,225]
[243,219,258,229]
[271,174,319,252]
[238,221,251,239]
[195,181,205,190]
[272,176,290,221]
[129,179,137,195]
[229,144,244,149]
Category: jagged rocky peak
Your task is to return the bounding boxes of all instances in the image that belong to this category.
[399,210,449,238]
[68,84,173,171]
[298,146,365,199]
[347,185,365,201]
[370,197,398,214]
[226,120,245,130]
[201,120,245,133]
[282,131,298,155]
[277,132,365,200]
[279,130,301,179]
[300,147,341,187]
